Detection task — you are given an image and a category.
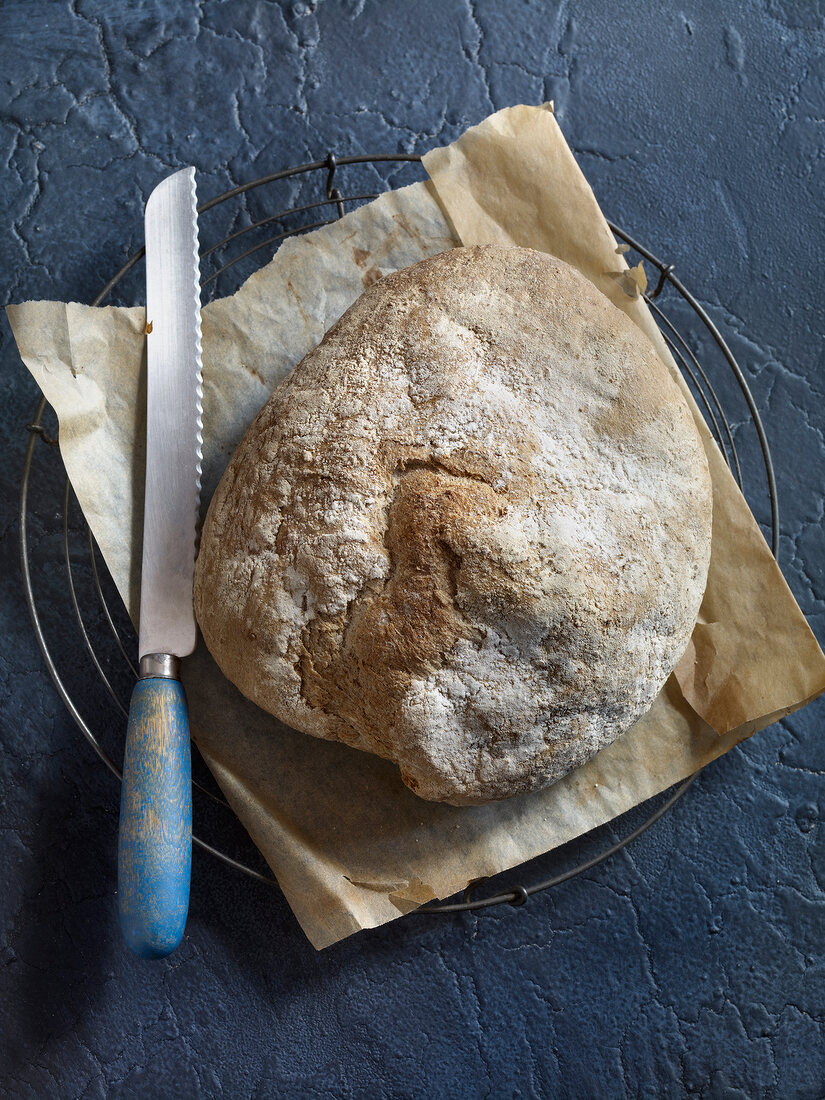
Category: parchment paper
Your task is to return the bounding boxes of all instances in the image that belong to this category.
[9,105,825,949]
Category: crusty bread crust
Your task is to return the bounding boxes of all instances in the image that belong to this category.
[194,246,712,804]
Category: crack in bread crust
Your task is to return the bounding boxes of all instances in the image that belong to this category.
[194,246,713,805]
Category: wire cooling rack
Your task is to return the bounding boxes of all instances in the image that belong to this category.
[19,152,779,915]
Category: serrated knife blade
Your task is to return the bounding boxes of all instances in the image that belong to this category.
[140,165,203,659]
[117,166,200,960]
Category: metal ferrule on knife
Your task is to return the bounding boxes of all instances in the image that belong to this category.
[139,653,182,680]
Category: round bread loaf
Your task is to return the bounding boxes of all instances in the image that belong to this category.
[194,246,712,805]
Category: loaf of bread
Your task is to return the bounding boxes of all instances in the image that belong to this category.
[194,246,712,805]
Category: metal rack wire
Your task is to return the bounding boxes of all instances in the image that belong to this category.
[19,152,779,915]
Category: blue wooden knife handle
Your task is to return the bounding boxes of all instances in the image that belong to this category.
[118,676,192,959]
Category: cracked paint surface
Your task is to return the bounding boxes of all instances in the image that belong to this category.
[2,1,825,1096]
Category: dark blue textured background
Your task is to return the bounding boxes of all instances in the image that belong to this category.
[3,2,825,1096]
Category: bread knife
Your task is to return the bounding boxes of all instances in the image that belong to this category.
[117,167,202,958]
